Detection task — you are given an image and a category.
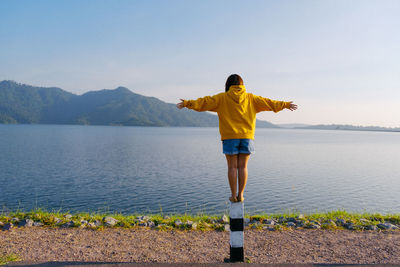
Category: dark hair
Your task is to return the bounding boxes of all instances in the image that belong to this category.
[225,74,243,92]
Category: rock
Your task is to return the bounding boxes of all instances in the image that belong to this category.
[147,221,156,228]
[287,217,297,223]
[264,219,275,225]
[185,220,193,226]
[377,223,397,230]
[3,223,14,230]
[359,218,370,224]
[80,220,88,225]
[103,216,118,227]
[155,224,166,230]
[305,223,320,229]
[278,217,286,223]
[61,221,75,228]
[310,220,321,226]
[87,222,97,228]
[93,220,102,227]
[137,215,150,221]
[202,222,211,228]
[64,214,72,219]
[163,215,170,220]
[336,218,346,226]
[297,214,305,219]
[33,221,43,227]
[138,222,147,227]
[11,217,20,223]
[244,218,250,225]
[224,224,230,231]
[174,219,183,227]
[19,219,34,227]
[287,222,296,227]
[221,214,229,224]
[54,217,62,224]
[365,225,378,231]
[191,222,198,230]
[322,220,337,228]
[0,221,4,228]
[263,225,275,231]
[296,220,305,227]
[344,222,355,230]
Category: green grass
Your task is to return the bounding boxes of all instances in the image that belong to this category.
[1,208,399,231]
[0,254,20,265]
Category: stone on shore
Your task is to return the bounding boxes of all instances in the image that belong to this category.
[174,219,183,227]
[287,222,296,227]
[305,222,321,229]
[191,222,198,230]
[19,219,34,227]
[3,223,14,230]
[336,218,346,226]
[64,214,73,219]
[264,219,275,225]
[61,221,75,228]
[220,214,229,224]
[103,216,118,227]
[33,221,43,227]
[377,223,398,230]
[224,224,230,231]
[365,225,378,231]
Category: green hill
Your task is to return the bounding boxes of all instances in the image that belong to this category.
[0,80,278,128]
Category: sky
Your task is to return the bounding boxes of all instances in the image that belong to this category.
[1,0,399,127]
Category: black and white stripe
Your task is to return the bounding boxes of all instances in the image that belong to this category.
[229,201,244,262]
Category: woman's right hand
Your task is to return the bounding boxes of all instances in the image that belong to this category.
[176,99,185,109]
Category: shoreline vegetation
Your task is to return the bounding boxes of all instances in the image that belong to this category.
[1,209,399,232]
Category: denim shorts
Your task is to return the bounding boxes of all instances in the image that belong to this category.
[222,139,255,155]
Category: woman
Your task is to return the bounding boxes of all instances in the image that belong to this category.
[176,74,297,202]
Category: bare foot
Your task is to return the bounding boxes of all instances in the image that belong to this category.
[229,196,237,202]
[237,195,244,202]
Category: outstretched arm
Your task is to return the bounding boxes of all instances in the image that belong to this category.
[176,94,220,112]
[252,94,297,113]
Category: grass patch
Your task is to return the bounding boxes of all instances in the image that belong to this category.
[0,253,20,265]
[1,208,399,231]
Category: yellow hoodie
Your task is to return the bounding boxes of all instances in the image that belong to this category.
[183,85,291,140]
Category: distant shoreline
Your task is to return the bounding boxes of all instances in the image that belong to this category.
[1,122,399,133]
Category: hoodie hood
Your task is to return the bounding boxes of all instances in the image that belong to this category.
[227,85,247,104]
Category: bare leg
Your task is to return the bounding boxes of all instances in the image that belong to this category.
[237,153,250,200]
[225,154,238,200]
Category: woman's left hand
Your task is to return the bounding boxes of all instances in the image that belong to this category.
[288,101,298,111]
[176,99,185,109]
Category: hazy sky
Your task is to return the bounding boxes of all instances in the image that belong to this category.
[1,0,399,127]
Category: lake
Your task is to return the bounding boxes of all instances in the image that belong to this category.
[1,124,399,215]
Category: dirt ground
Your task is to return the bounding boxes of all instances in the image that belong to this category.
[1,227,400,264]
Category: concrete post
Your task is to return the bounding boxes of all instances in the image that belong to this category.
[229,201,244,262]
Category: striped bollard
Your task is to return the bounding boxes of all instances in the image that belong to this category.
[229,201,244,262]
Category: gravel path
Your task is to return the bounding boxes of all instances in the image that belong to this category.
[1,228,400,264]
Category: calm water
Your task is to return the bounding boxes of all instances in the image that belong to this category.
[1,124,399,215]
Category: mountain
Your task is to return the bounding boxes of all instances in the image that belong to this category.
[277,123,311,128]
[0,80,278,128]
[296,124,400,132]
